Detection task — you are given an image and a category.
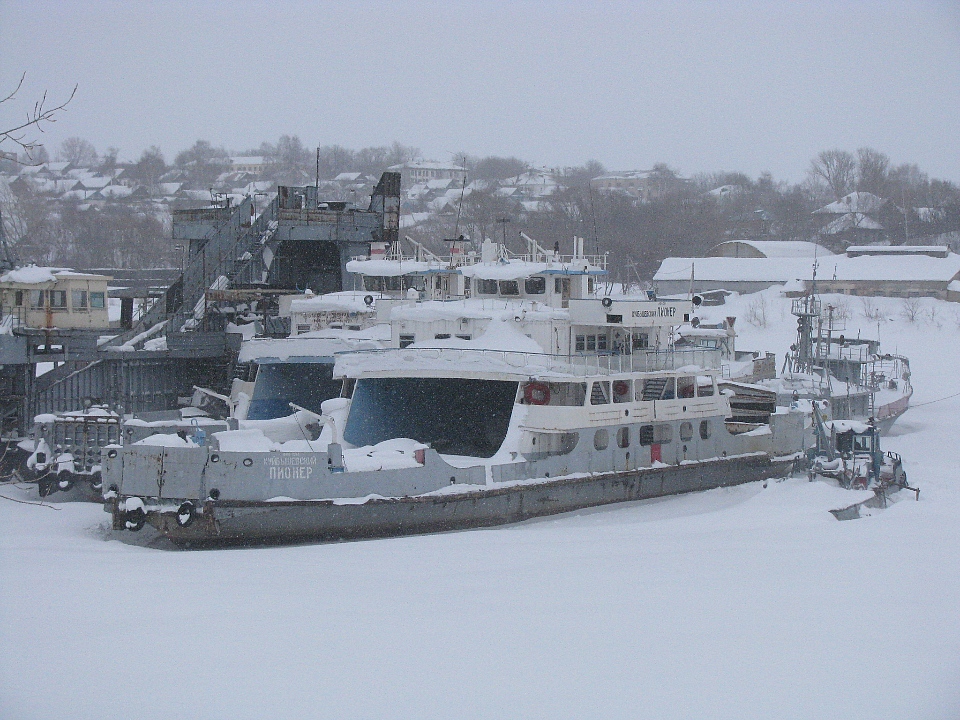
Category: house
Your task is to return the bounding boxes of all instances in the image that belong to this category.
[706,240,832,259]
[814,191,886,244]
[0,266,112,329]
[590,170,681,202]
[229,156,267,174]
[653,251,960,299]
[387,160,466,186]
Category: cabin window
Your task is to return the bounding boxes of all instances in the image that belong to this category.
[538,382,586,406]
[590,381,610,405]
[456,334,471,340]
[296,324,311,333]
[639,425,654,446]
[654,424,673,444]
[14,290,23,306]
[90,292,105,309]
[499,280,520,296]
[555,278,563,293]
[72,290,87,309]
[399,334,415,348]
[594,428,609,451]
[660,377,676,400]
[677,377,696,399]
[680,422,694,442]
[632,334,649,350]
[478,279,498,295]
[617,427,630,448]
[434,333,451,339]
[343,377,517,458]
[30,290,45,308]
[575,335,585,352]
[699,420,711,440]
[588,278,595,294]
[697,377,715,396]
[586,335,596,351]
[525,277,546,295]
[246,363,342,420]
[597,334,608,352]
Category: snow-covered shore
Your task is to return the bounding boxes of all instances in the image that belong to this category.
[2,290,959,720]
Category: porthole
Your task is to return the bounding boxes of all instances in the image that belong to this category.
[210,453,220,463]
[242,458,253,467]
[594,428,609,451]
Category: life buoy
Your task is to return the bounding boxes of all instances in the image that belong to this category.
[523,382,551,405]
[613,380,630,397]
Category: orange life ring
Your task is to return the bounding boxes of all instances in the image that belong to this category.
[524,382,551,405]
[613,380,630,397]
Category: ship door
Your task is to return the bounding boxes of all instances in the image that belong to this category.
[650,444,661,463]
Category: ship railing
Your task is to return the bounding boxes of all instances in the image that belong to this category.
[791,296,821,317]
[813,344,872,362]
[347,251,607,271]
[336,347,723,378]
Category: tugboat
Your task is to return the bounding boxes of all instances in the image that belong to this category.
[765,288,912,433]
[104,236,813,545]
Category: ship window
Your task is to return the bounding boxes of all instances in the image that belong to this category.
[30,290,45,308]
[699,420,711,440]
[661,377,676,400]
[456,334,471,340]
[14,290,24,306]
[697,377,715,396]
[343,377,518,458]
[499,280,520,296]
[434,333,451,339]
[478,279,498,295]
[597,334,608,352]
[90,292,105,309]
[588,277,595,294]
[612,379,631,403]
[617,427,630,448]
[590,381,610,405]
[296,324,311,333]
[575,335,585,352]
[587,335,596,351]
[680,422,693,442]
[245,363,341,420]
[632,334,649,350]
[70,290,87,309]
[525,277,546,295]
[654,424,673,444]
[677,377,696,398]
[399,334,415,348]
[594,428,609,451]
[48,291,66,308]
[555,278,563,293]
[638,425,654,446]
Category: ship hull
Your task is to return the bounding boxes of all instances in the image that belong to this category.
[132,452,795,547]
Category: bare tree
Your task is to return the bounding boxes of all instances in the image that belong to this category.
[809,150,856,200]
[58,136,98,166]
[856,147,890,196]
[0,73,77,164]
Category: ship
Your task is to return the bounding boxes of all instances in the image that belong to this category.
[103,236,813,546]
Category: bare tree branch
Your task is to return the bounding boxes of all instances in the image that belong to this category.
[0,74,77,165]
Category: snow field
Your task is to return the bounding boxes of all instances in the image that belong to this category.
[1,289,959,720]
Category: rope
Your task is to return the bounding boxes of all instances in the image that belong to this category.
[911,390,960,408]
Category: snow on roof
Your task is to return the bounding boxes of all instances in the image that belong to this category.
[814,191,885,215]
[289,291,381,314]
[390,297,566,324]
[237,334,383,363]
[387,160,465,172]
[399,212,432,228]
[0,266,111,284]
[654,254,960,283]
[99,185,133,198]
[345,259,445,277]
[334,172,362,182]
[459,258,602,281]
[820,212,884,234]
[846,245,948,256]
[706,184,743,197]
[709,240,834,258]
[949,280,960,292]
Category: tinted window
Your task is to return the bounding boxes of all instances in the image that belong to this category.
[525,277,546,294]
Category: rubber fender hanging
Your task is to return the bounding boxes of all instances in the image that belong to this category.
[57,474,75,492]
[601,297,613,308]
[523,382,551,405]
[124,507,146,532]
[88,472,103,492]
[176,501,195,528]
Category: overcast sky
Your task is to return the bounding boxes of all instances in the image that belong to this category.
[1,0,958,182]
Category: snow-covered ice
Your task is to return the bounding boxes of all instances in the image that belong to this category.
[1,290,959,720]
